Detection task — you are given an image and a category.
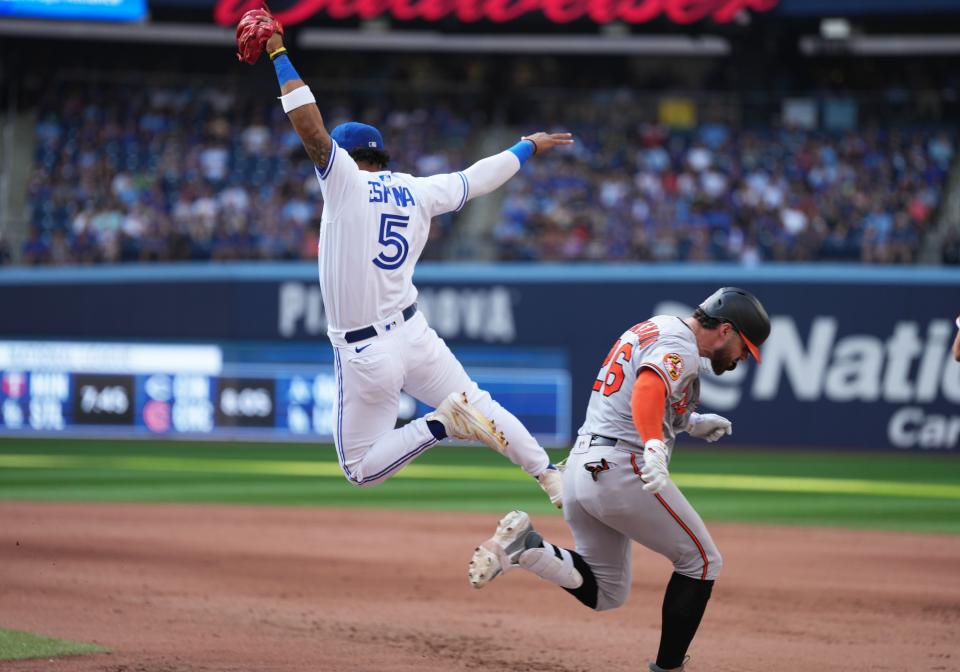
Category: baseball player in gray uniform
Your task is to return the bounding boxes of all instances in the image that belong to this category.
[467,288,771,672]
[238,10,570,506]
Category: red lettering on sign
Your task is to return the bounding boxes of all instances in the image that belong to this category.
[421,0,452,22]
[665,0,714,24]
[456,0,484,21]
[357,0,388,19]
[713,0,776,23]
[543,0,586,23]
[390,0,419,20]
[214,0,258,26]
[615,0,661,24]
[213,0,777,26]
[587,0,616,23]
[328,0,358,20]
[486,0,539,22]
[275,0,331,25]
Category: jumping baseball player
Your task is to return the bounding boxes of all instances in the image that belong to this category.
[235,9,569,504]
[467,288,771,672]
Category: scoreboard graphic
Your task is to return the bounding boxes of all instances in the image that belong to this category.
[0,341,571,445]
[0,0,146,21]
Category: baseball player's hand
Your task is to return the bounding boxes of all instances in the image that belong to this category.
[236,7,284,64]
[266,32,284,54]
[687,412,732,443]
[640,439,670,494]
[520,132,574,155]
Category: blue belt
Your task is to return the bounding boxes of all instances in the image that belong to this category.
[344,303,417,344]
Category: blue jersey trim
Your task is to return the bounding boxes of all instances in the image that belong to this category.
[455,171,469,212]
[318,140,337,180]
[334,348,347,475]
[359,437,437,484]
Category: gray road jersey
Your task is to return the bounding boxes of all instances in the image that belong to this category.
[577,315,701,459]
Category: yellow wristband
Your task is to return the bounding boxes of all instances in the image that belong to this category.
[269,46,288,61]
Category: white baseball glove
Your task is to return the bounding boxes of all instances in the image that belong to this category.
[687,412,732,443]
[640,439,670,494]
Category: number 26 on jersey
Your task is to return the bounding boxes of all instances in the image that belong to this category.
[591,322,660,396]
[592,340,633,396]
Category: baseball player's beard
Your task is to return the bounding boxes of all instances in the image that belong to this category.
[710,342,739,375]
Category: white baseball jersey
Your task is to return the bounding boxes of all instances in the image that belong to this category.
[578,315,702,455]
[315,140,468,332]
[313,141,550,489]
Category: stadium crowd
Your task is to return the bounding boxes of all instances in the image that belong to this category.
[22,83,472,265]
[495,98,955,263]
[16,84,957,266]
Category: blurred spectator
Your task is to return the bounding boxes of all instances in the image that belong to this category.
[21,81,957,266]
[22,225,50,265]
[0,234,11,266]
[494,109,955,264]
[25,83,473,265]
[943,229,960,266]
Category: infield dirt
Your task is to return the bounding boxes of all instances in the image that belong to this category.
[1,502,958,671]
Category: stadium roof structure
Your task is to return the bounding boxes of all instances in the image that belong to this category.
[297,29,730,54]
[801,34,960,55]
[2,15,958,55]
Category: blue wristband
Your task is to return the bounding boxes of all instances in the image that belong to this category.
[508,139,536,166]
[273,53,301,87]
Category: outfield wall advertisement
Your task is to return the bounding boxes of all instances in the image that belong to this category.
[0,264,957,451]
[212,0,777,27]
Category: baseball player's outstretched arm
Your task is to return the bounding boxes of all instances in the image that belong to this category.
[236,9,333,169]
[264,33,333,169]
[460,132,574,202]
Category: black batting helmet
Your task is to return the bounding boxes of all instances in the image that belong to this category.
[698,287,771,363]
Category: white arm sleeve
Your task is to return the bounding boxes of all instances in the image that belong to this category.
[461,150,522,202]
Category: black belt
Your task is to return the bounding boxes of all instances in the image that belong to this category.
[589,435,618,447]
[345,303,417,344]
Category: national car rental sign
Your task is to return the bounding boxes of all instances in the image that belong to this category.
[215,0,777,26]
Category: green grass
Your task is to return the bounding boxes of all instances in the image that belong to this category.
[0,628,107,661]
[0,437,958,532]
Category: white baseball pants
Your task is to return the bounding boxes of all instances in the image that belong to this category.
[331,311,550,486]
[561,436,722,611]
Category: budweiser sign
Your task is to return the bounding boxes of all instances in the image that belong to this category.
[216,0,777,26]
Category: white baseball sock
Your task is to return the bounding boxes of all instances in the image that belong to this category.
[518,541,583,589]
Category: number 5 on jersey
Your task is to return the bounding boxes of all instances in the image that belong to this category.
[373,213,410,270]
[592,340,633,396]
